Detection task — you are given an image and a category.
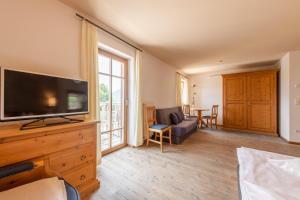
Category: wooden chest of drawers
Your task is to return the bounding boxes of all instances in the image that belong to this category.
[0,121,100,199]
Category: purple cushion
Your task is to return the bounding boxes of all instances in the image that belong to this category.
[175,112,183,122]
[170,113,180,124]
[150,124,168,130]
[178,108,185,121]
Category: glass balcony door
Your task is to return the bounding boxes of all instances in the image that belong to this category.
[98,50,127,155]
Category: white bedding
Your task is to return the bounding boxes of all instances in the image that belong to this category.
[0,177,67,200]
[237,147,300,200]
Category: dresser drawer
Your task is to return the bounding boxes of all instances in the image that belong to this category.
[0,127,95,167]
[49,144,94,173]
[63,162,95,188]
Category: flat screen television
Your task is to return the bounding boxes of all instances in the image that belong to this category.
[0,68,88,121]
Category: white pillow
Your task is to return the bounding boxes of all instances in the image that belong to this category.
[0,177,67,200]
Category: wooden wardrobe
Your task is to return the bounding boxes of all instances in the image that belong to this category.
[223,70,277,136]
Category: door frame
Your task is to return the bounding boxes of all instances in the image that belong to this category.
[98,49,128,156]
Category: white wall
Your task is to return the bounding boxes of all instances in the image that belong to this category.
[287,51,300,142]
[190,74,223,125]
[279,53,290,140]
[279,51,300,143]
[0,0,81,78]
[141,53,177,108]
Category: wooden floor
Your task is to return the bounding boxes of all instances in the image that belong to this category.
[90,129,300,200]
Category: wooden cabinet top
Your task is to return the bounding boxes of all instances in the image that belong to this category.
[222,69,278,77]
[0,120,99,142]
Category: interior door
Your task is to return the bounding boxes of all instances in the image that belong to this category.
[246,71,277,133]
[98,50,128,155]
[223,74,247,130]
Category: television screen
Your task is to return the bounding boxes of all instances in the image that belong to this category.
[1,68,88,121]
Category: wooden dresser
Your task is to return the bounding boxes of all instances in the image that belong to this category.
[0,121,100,199]
[223,70,277,136]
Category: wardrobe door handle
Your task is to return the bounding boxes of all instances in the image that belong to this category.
[80,175,86,181]
[80,155,87,161]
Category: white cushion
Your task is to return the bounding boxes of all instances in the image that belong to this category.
[0,177,67,200]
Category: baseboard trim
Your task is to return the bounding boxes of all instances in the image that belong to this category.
[288,141,300,145]
[281,137,300,145]
[222,127,279,137]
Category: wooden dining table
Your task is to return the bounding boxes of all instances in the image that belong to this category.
[190,107,210,128]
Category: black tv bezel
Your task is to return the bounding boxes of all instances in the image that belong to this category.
[0,68,89,122]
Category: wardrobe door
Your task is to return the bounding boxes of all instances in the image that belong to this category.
[246,71,277,135]
[223,74,247,130]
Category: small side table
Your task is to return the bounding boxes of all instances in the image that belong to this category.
[191,108,210,128]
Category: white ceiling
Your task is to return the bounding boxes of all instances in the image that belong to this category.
[60,0,300,74]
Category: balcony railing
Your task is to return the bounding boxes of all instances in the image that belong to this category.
[99,102,123,150]
[99,102,122,132]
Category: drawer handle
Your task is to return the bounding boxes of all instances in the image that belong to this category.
[80,175,86,181]
[80,155,87,161]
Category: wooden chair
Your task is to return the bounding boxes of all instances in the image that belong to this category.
[182,104,191,118]
[144,106,172,152]
[202,105,219,128]
[182,104,197,119]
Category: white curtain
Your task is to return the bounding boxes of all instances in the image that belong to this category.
[182,76,189,105]
[176,73,190,106]
[186,77,190,105]
[132,50,144,147]
[80,20,100,162]
[176,73,182,106]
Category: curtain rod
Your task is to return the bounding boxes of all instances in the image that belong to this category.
[176,72,188,78]
[76,13,143,52]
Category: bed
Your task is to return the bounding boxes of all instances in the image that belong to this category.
[237,147,300,200]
